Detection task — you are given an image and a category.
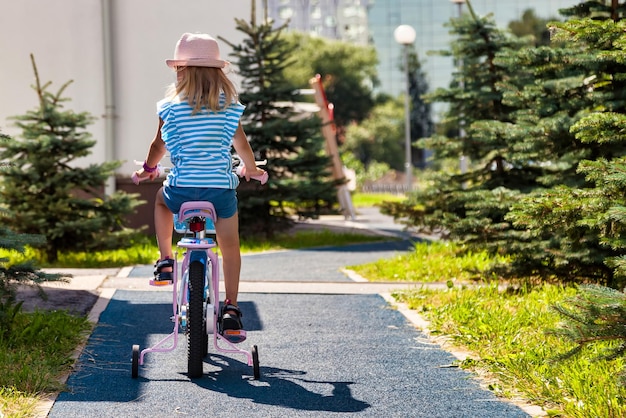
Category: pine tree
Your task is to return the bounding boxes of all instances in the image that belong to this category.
[220,1,338,236]
[550,284,626,383]
[0,55,142,263]
[381,1,626,286]
[0,133,67,317]
[382,2,530,243]
[504,6,626,286]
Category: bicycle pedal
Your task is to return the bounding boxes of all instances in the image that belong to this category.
[221,329,247,344]
[149,279,173,286]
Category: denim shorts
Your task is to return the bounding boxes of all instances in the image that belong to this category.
[162,186,238,219]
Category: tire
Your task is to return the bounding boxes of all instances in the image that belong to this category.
[131,344,139,378]
[252,345,260,380]
[187,260,205,378]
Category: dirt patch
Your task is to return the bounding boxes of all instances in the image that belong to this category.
[15,286,100,317]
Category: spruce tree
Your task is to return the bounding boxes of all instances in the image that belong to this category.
[382,1,530,243]
[0,132,66,317]
[220,1,338,236]
[504,6,626,286]
[382,1,626,286]
[550,284,626,384]
[0,55,142,263]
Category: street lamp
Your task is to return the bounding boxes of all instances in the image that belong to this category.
[394,24,416,192]
[450,0,467,179]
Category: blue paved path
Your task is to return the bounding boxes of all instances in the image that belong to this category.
[50,291,529,417]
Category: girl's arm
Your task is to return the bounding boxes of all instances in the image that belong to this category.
[135,119,167,181]
[232,122,266,180]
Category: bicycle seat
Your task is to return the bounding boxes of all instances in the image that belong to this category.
[175,201,217,234]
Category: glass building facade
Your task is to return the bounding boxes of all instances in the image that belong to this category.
[371,0,580,99]
[267,1,582,101]
[267,0,372,45]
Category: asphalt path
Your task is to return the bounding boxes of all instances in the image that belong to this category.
[128,240,418,283]
[50,290,529,417]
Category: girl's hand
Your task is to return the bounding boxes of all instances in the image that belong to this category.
[245,166,266,182]
[236,165,268,184]
[132,167,160,185]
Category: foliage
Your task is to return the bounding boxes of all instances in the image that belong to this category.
[221,4,338,236]
[0,55,143,263]
[339,45,433,172]
[0,219,65,307]
[341,98,405,170]
[340,152,390,191]
[383,1,626,286]
[405,47,434,168]
[508,8,558,46]
[550,285,626,385]
[383,2,532,245]
[280,31,379,138]
[505,16,626,287]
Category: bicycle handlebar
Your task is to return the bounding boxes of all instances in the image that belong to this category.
[131,159,268,185]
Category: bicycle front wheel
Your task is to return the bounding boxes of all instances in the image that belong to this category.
[187,260,206,378]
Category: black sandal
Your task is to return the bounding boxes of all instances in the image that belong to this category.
[219,301,246,343]
[152,258,174,284]
[220,301,243,331]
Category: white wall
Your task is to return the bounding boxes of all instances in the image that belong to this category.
[0,0,253,175]
[0,0,106,159]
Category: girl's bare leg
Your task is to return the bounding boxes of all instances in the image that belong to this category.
[155,188,174,270]
[215,213,241,306]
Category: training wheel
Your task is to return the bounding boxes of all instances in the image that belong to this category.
[131,344,140,378]
[252,345,260,380]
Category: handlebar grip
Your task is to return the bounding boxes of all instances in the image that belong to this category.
[236,165,269,185]
[131,164,163,185]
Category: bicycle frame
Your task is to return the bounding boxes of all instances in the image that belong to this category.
[133,201,258,379]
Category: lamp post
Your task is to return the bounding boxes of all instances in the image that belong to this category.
[394,24,416,192]
[450,0,467,179]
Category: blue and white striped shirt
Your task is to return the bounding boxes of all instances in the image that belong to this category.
[157,95,245,189]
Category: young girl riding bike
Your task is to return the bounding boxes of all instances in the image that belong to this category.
[133,32,266,338]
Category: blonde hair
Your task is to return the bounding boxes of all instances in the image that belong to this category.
[167,66,237,114]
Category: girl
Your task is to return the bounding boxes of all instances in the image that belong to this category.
[134,33,265,340]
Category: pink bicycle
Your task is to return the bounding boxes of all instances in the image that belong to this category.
[130,159,267,379]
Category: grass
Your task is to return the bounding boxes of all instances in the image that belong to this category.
[0,204,393,417]
[6,195,616,417]
[0,386,38,418]
[351,192,405,208]
[240,229,389,252]
[0,229,388,269]
[348,240,510,283]
[0,192,398,268]
[0,306,92,418]
[393,284,626,417]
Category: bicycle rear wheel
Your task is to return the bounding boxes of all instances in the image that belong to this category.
[187,260,206,378]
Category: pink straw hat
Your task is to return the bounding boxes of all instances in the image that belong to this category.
[166,33,228,69]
